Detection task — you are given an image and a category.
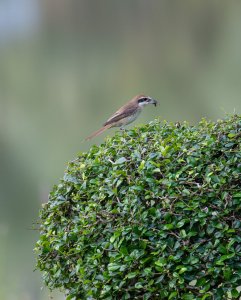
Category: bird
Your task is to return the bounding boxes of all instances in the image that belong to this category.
[85,94,157,140]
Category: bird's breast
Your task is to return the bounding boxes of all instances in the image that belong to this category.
[126,109,141,124]
[112,108,141,127]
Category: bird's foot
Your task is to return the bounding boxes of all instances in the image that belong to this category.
[120,127,131,139]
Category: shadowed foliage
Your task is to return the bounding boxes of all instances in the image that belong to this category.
[36,115,241,299]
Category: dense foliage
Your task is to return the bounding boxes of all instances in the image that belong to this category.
[36,115,241,299]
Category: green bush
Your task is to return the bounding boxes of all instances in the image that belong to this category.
[35,115,241,300]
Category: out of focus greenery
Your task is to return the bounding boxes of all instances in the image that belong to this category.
[0,1,241,299]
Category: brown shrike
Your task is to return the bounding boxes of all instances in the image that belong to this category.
[86,94,157,140]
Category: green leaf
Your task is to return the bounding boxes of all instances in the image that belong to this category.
[114,157,127,164]
[182,293,195,300]
[163,224,174,230]
[176,220,186,228]
[216,253,235,265]
[231,288,240,298]
[108,263,121,271]
[179,267,187,274]
[168,291,178,299]
[135,282,143,289]
[126,271,138,279]
[155,258,166,267]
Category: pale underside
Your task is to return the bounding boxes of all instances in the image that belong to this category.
[108,109,141,128]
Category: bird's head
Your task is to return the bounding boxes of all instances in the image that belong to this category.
[136,95,158,107]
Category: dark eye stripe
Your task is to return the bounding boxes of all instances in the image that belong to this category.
[138,97,147,103]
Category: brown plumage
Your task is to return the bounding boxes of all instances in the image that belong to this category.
[85,94,157,140]
[85,124,112,140]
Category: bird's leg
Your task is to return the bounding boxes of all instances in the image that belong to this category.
[120,126,125,136]
[120,126,130,139]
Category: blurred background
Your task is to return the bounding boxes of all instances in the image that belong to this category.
[1,1,241,299]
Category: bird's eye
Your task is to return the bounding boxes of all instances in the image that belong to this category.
[138,97,147,103]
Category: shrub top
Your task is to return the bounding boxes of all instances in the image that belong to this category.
[36,115,241,300]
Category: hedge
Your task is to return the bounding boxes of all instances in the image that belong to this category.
[35,115,241,299]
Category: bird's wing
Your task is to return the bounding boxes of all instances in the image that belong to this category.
[103,103,138,126]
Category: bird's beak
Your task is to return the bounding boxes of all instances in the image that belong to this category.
[151,99,158,107]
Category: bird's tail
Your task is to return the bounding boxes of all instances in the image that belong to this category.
[85,124,112,140]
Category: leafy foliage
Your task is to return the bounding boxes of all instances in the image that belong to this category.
[35,115,241,299]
